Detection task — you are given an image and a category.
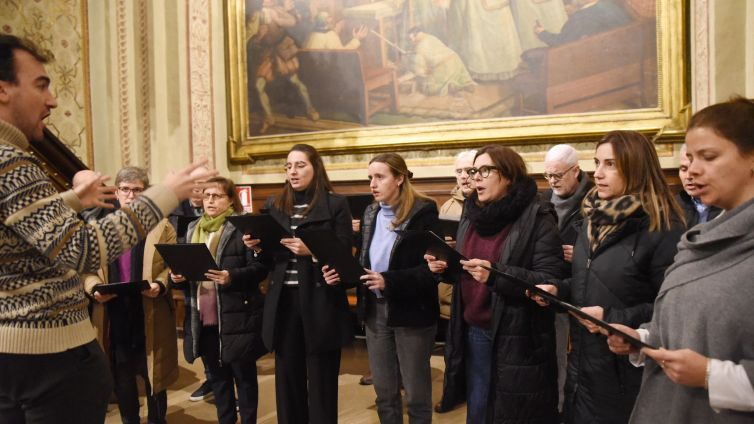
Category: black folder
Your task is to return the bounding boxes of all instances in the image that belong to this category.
[226,214,292,254]
[297,229,366,284]
[395,230,467,274]
[437,218,460,240]
[480,266,657,350]
[92,280,151,295]
[174,215,199,238]
[154,243,220,281]
[346,194,374,221]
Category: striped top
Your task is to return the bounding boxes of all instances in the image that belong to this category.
[282,203,307,286]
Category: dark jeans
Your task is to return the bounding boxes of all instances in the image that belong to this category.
[365,302,436,424]
[0,340,113,424]
[199,325,259,424]
[465,325,493,424]
[274,287,341,424]
[112,348,167,424]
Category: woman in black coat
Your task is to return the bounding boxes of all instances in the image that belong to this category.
[324,152,439,423]
[535,131,685,424]
[243,144,353,424]
[172,177,268,424]
[428,145,567,423]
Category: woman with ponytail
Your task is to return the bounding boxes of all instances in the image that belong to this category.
[171,177,268,424]
[329,152,439,423]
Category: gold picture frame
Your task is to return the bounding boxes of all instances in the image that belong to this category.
[226,0,688,163]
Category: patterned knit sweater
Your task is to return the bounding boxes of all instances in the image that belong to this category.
[0,120,178,354]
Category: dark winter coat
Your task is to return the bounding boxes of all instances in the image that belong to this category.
[555,213,684,424]
[261,193,354,354]
[675,190,722,229]
[542,171,594,245]
[181,219,269,364]
[357,199,440,327]
[438,195,568,423]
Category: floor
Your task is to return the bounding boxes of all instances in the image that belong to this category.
[104,338,467,423]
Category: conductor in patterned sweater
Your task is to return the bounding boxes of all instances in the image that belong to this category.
[0,35,215,424]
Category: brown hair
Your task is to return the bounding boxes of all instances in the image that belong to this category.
[274,144,334,215]
[596,131,684,231]
[204,176,243,213]
[474,145,528,184]
[0,35,52,83]
[687,96,754,155]
[369,153,432,227]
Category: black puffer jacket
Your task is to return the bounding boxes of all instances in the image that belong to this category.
[438,189,568,423]
[357,199,439,327]
[262,193,355,354]
[555,213,684,424]
[181,220,269,364]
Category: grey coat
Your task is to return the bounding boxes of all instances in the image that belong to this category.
[630,197,754,423]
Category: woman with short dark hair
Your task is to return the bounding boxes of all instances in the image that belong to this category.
[428,145,567,423]
[171,176,268,424]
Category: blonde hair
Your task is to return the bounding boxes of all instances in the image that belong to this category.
[369,153,433,227]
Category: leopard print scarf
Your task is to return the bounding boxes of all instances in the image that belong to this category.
[582,188,642,255]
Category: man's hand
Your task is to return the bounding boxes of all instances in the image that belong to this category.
[142,282,162,298]
[73,172,117,210]
[161,159,217,202]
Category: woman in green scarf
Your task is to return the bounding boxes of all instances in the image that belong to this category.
[171,177,268,424]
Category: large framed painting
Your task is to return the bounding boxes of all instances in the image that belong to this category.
[226,0,688,162]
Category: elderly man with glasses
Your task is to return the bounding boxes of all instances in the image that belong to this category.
[541,143,593,416]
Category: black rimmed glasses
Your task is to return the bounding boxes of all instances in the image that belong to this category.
[543,165,576,181]
[117,186,145,196]
[467,165,500,179]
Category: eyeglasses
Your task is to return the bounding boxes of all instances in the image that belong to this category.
[467,166,500,179]
[543,165,576,181]
[117,186,145,195]
[454,167,473,176]
[203,193,228,201]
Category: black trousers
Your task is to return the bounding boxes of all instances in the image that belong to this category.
[0,340,113,424]
[112,347,167,424]
[274,287,341,424]
[199,325,259,424]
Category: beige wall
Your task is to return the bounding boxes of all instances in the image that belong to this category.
[4,0,752,184]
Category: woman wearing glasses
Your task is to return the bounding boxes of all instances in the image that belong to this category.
[534,131,685,424]
[243,144,353,424]
[426,145,567,423]
[171,177,269,424]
